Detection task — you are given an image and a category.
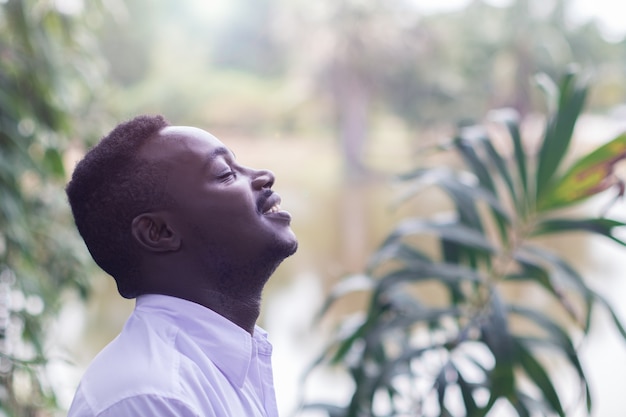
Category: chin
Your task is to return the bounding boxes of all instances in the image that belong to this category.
[252,238,298,285]
[285,239,298,257]
[269,232,298,261]
[279,237,299,259]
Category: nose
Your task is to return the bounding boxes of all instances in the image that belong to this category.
[251,169,275,189]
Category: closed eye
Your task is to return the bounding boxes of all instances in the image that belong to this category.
[217,170,236,182]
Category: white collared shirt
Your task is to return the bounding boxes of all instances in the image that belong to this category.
[67,294,279,417]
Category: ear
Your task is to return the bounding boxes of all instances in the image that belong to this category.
[131,212,181,252]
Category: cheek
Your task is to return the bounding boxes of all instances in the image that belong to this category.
[219,189,258,215]
[173,187,259,232]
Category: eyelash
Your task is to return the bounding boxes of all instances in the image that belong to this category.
[218,170,236,181]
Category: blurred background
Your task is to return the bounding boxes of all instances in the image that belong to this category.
[1,0,626,415]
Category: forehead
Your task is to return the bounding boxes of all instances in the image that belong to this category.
[139,126,232,164]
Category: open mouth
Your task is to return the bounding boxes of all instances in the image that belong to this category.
[260,192,282,214]
[259,192,291,222]
[264,203,282,214]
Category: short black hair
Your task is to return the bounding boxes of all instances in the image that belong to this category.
[66,115,170,298]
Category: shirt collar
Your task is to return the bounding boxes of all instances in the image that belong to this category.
[134,294,271,387]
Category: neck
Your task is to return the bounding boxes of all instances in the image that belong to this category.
[138,251,284,335]
[138,271,269,336]
[139,284,262,335]
[193,289,261,335]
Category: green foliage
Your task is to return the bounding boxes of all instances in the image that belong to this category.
[0,0,103,414]
[307,69,626,416]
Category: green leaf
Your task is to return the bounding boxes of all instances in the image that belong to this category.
[514,390,552,417]
[520,245,593,328]
[534,72,559,114]
[383,218,497,254]
[394,167,441,206]
[509,117,529,204]
[454,133,496,195]
[435,366,452,416]
[395,167,510,229]
[514,335,592,412]
[591,290,626,343]
[441,237,461,264]
[447,179,485,231]
[315,274,374,322]
[536,70,589,199]
[481,136,519,222]
[457,369,482,416]
[43,147,65,178]
[454,128,516,241]
[378,344,443,380]
[367,241,432,274]
[440,239,467,303]
[538,132,626,210]
[508,305,587,396]
[532,218,626,246]
[488,109,529,204]
[386,304,464,331]
[513,337,566,416]
[481,290,515,400]
[508,394,532,417]
[375,262,484,294]
[509,254,583,324]
[484,138,515,193]
[507,122,528,200]
[329,314,371,365]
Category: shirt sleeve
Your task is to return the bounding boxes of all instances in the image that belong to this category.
[69,393,206,417]
[100,395,204,417]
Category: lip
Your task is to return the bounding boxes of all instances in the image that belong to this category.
[259,191,280,213]
[259,192,292,222]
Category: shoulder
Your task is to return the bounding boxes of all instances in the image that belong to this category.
[72,313,186,414]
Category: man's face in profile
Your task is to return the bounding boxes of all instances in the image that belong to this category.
[139,126,298,271]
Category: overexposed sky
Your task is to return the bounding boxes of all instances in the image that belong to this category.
[569,0,626,41]
[411,0,626,41]
[52,0,626,42]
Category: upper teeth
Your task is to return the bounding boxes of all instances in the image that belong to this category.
[265,204,281,214]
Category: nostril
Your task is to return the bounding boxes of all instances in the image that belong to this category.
[253,169,275,189]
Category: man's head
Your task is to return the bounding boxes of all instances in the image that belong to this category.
[67,115,297,300]
[67,115,170,297]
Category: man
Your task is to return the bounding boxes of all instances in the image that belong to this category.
[65,115,298,416]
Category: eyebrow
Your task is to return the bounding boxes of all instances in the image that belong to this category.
[205,147,235,166]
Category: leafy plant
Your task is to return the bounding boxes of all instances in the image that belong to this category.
[305,68,626,417]
[0,0,105,415]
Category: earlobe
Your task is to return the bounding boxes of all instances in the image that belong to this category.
[131,213,181,252]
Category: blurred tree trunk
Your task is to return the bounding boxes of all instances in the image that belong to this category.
[294,0,411,181]
[330,58,370,179]
[513,38,534,117]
